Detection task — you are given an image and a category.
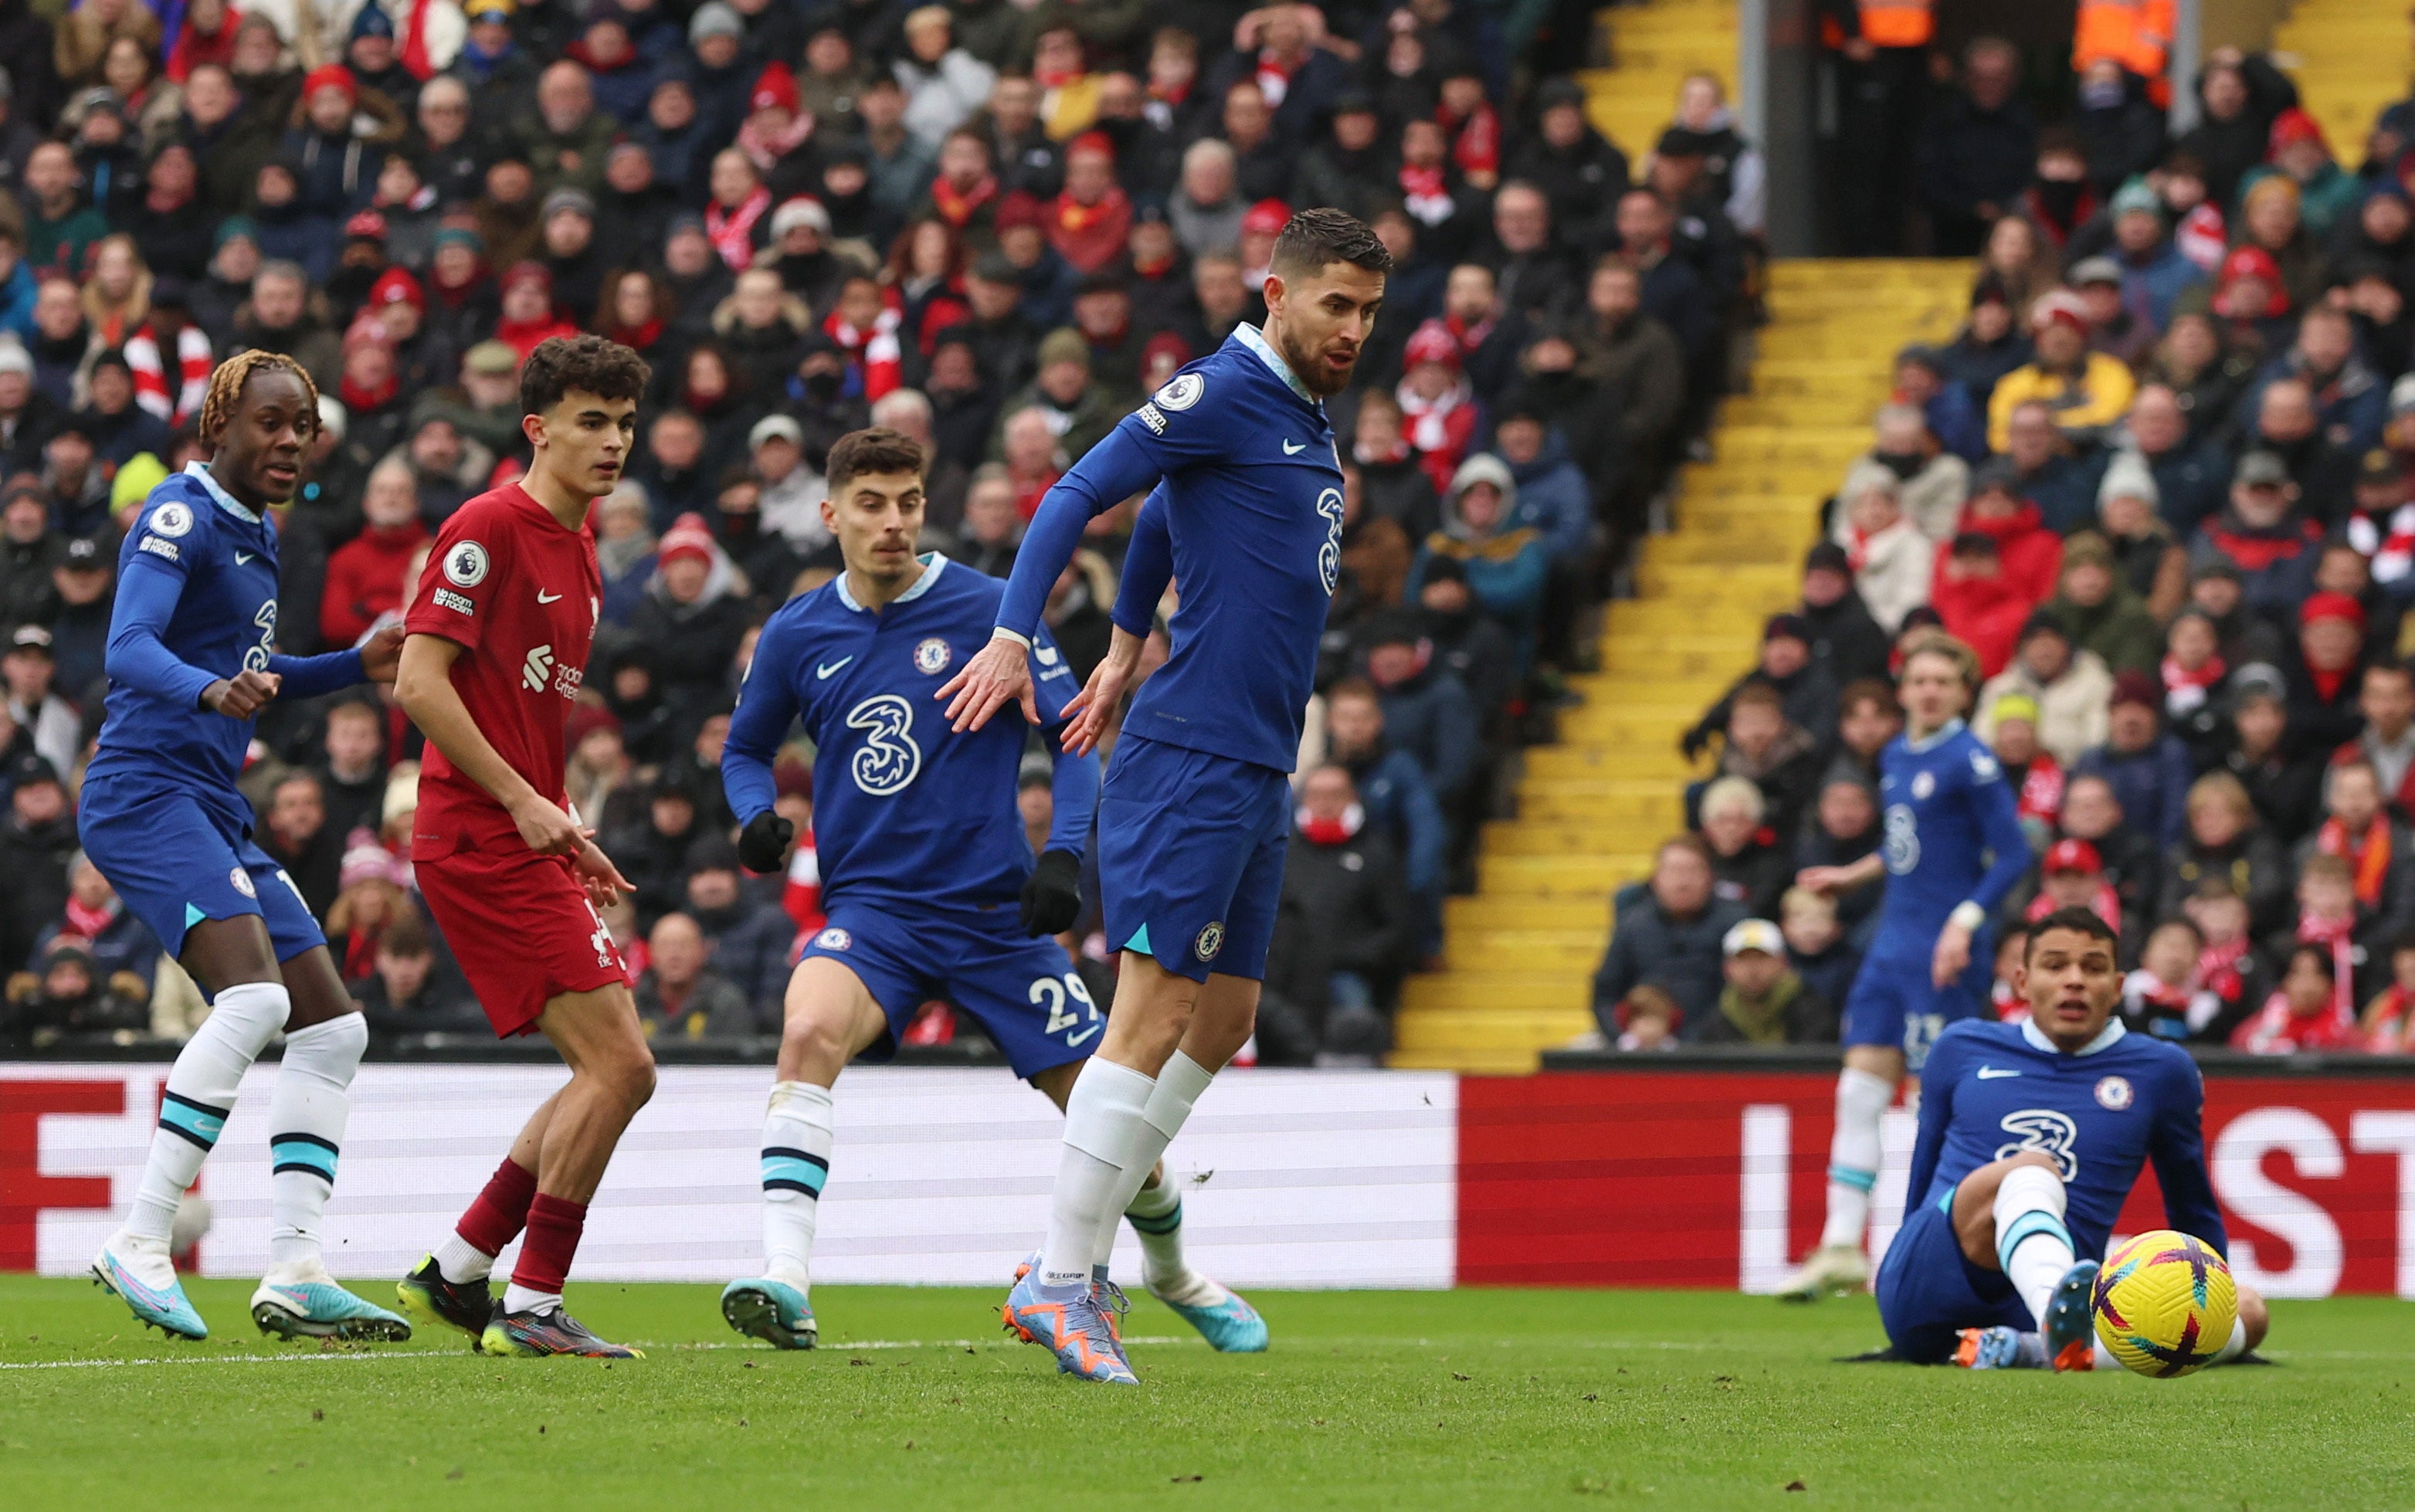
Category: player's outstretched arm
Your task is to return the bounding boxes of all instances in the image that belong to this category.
[395,632,582,858]
[943,423,1168,731]
[1935,761,2035,986]
[1796,853,1884,896]
[270,623,405,697]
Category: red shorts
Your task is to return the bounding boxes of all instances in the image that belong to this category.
[417,842,627,1038]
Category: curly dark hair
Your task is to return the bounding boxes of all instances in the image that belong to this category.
[1270,207,1393,281]
[519,334,650,417]
[826,426,928,493]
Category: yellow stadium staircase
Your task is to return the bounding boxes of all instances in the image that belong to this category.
[1389,251,1976,1073]
[2273,0,2414,154]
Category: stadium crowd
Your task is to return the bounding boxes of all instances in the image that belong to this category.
[0,0,1757,1064]
[1595,35,2415,1059]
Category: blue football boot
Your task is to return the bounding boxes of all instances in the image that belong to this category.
[2046,1259,2101,1371]
[1152,1277,1270,1353]
[90,1234,208,1341]
[1001,1268,1138,1385]
[251,1271,412,1341]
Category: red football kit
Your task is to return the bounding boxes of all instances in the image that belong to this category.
[404,483,624,1036]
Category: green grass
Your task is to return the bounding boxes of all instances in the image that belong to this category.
[3,1277,2411,1508]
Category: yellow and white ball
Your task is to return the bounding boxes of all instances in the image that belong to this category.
[2091,1229,2237,1378]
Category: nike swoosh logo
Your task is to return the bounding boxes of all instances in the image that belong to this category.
[1976,1066,2020,1080]
[1064,1022,1103,1048]
[536,590,563,604]
[1281,439,1306,454]
[816,656,854,680]
[233,551,254,565]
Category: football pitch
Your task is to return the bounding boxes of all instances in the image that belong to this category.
[4,1277,2410,1509]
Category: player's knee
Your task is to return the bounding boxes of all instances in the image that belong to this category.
[599,1043,656,1110]
[780,1009,853,1070]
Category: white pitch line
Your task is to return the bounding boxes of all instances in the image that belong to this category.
[0,1335,1200,1371]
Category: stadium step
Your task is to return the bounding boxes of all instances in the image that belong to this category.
[2277,0,2413,159]
[1403,238,1969,1070]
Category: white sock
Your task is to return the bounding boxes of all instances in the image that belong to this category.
[503,1285,561,1316]
[2213,1315,2249,1365]
[433,1234,494,1284]
[1095,1051,1215,1263]
[266,1013,366,1273]
[1818,1067,1893,1251]
[1040,1059,1155,1291]
[759,1080,835,1291]
[125,981,290,1243]
[1124,1172,1195,1295]
[1993,1163,2076,1331]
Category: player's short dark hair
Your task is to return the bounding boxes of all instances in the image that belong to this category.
[1270,207,1392,282]
[2025,907,2118,958]
[520,334,650,417]
[826,426,927,492]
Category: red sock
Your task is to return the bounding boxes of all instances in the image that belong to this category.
[512,1192,588,1295]
[456,1158,539,1257]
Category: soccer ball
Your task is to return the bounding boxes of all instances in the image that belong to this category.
[2091,1229,2237,1378]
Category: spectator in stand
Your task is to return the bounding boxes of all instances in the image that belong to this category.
[1361,610,1481,817]
[1691,917,1835,1046]
[2056,771,2163,927]
[680,835,796,1022]
[1706,680,1821,842]
[1976,612,2115,767]
[2289,592,2371,761]
[318,457,425,647]
[1414,556,1517,733]
[1987,290,2137,454]
[1987,692,2064,849]
[2074,671,2196,847]
[2345,661,2415,813]
[2094,451,2189,619]
[1408,453,1548,672]
[2299,760,2415,959]
[2047,531,2161,676]
[1891,345,1986,465]
[1780,885,1860,1015]
[1793,771,1884,938]
[42,849,156,989]
[1833,475,1935,634]
[2,623,76,773]
[1267,763,1411,1064]
[1697,775,1789,923]
[1323,676,1449,934]
[2247,376,2357,521]
[5,935,146,1044]
[2234,929,2358,1053]
[1796,542,1892,687]
[2120,916,2221,1044]
[2189,449,2322,621]
[1586,835,1748,1049]
[633,909,757,1042]
[0,753,74,973]
[2159,770,2293,935]
[629,512,751,736]
[1682,612,1840,758]
[2158,609,2233,767]
[1915,38,2037,257]
[2357,931,2415,1050]
[1839,402,1969,545]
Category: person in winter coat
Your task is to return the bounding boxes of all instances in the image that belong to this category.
[2187,449,2322,622]
[2074,672,2197,847]
[1976,612,2117,766]
[1697,775,1790,924]
[1832,473,1934,632]
[2047,531,2162,676]
[1950,461,2065,605]
[1691,918,1837,1046]
[1489,404,1592,568]
[1681,613,1842,756]
[0,753,75,975]
[1323,677,1450,914]
[1930,532,2035,677]
[1396,317,1482,500]
[1267,764,1414,1056]
[1589,835,1750,1040]
[627,514,751,741]
[1836,403,1970,544]
[319,456,426,646]
[2159,770,2293,935]
[1986,290,2138,453]
[281,65,401,220]
[1407,452,1550,671]
[2095,447,2191,618]
[1360,612,1483,812]
[1796,543,1894,687]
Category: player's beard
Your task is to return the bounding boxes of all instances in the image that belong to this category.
[1277,325,1355,398]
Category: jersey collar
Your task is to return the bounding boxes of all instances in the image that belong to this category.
[183,460,260,525]
[836,551,946,614]
[1905,716,1966,755]
[1234,322,1317,405]
[2020,1017,2127,1056]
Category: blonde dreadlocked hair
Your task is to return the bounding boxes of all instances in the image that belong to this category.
[197,351,321,451]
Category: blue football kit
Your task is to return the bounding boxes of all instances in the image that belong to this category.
[723,554,1104,1078]
[1843,720,2031,1069]
[1876,1017,2227,1361]
[79,464,368,966]
[994,324,1345,981]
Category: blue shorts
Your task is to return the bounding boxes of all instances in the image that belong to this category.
[1875,1191,2030,1362]
[1840,942,1989,1072]
[798,900,1100,1080]
[77,774,326,964]
[1094,734,1289,983]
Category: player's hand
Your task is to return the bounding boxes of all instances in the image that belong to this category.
[1060,628,1142,756]
[510,796,583,856]
[1932,920,1974,988]
[358,623,405,683]
[201,669,281,718]
[935,635,1039,731]
[1019,848,1083,936]
[572,833,634,907]
[738,810,795,873]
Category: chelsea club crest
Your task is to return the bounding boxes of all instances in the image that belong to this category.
[914,638,952,674]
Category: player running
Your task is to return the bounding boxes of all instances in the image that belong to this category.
[713,428,1260,1361]
[83,352,410,1343]
[937,208,1389,1384]
[389,335,655,1359]
[1877,907,2270,1370]
[1784,632,2030,1300]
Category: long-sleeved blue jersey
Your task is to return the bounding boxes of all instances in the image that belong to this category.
[724,554,1098,913]
[83,463,366,815]
[1871,719,2032,960]
[995,324,1344,774]
[1908,1017,2227,1262]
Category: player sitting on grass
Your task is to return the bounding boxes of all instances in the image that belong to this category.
[83,351,409,1344]
[714,427,1259,1353]
[1874,906,2270,1370]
